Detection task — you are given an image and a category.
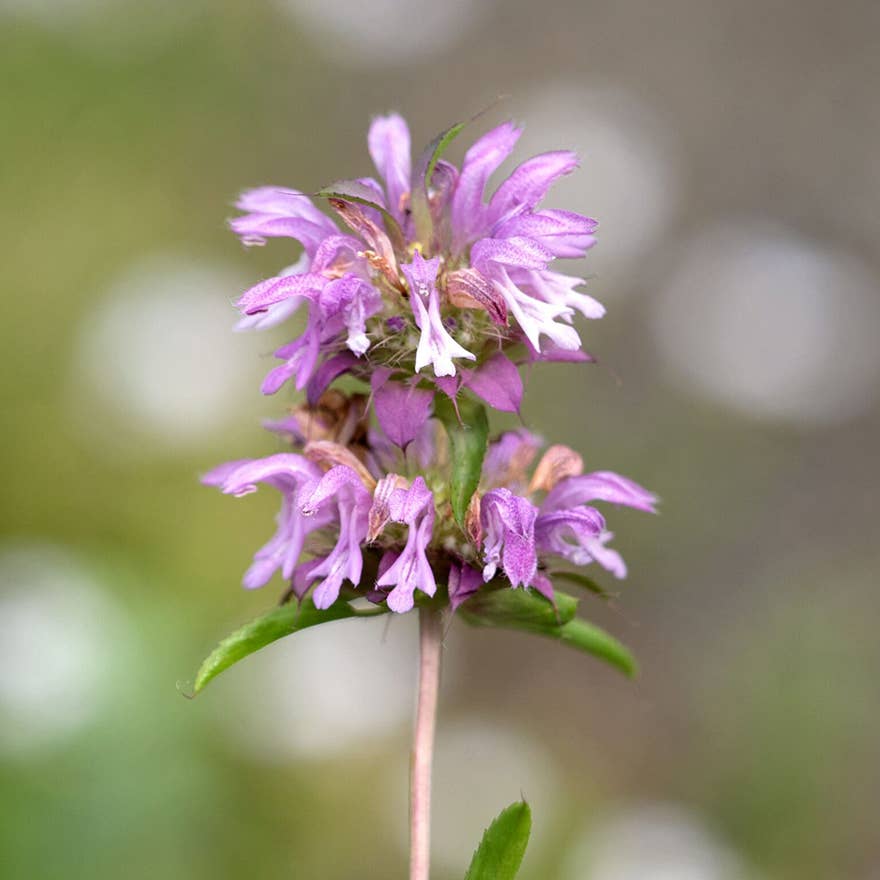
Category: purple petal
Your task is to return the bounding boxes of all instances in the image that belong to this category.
[261,328,321,394]
[470,236,554,271]
[299,465,372,517]
[462,352,523,413]
[375,477,437,613]
[542,472,659,514]
[482,429,542,491]
[531,572,555,602]
[217,453,321,497]
[450,122,522,250]
[368,113,411,220]
[236,273,322,315]
[480,488,538,588]
[372,373,435,449]
[495,209,597,259]
[433,374,462,400]
[448,563,483,611]
[230,187,338,253]
[234,294,303,332]
[428,159,459,219]
[488,151,579,225]
[305,352,359,406]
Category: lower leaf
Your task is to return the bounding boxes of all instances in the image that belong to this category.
[464,800,532,880]
[189,598,386,695]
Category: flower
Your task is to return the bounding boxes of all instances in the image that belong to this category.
[201,454,327,590]
[203,113,655,621]
[229,113,601,394]
[203,394,656,613]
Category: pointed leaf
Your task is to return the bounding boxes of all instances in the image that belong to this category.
[316,179,405,251]
[550,569,615,601]
[459,585,577,632]
[464,800,532,880]
[460,587,636,677]
[191,599,385,695]
[558,617,637,677]
[434,394,489,528]
[412,120,466,243]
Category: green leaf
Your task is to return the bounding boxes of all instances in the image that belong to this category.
[464,800,532,880]
[460,587,636,677]
[191,599,385,695]
[411,120,466,243]
[459,585,577,633]
[434,394,489,527]
[315,179,405,251]
[550,569,615,601]
[558,617,637,677]
[421,122,467,193]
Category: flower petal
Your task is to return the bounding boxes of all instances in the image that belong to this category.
[368,113,411,220]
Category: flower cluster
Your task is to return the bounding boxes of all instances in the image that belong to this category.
[205,114,655,616]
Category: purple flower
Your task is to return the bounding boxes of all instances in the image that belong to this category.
[374,477,437,613]
[297,465,373,609]
[481,429,542,492]
[371,368,435,449]
[480,488,539,589]
[400,251,476,377]
[541,472,659,515]
[534,469,658,580]
[367,113,411,223]
[227,114,603,393]
[230,187,339,252]
[205,113,660,619]
[201,454,325,589]
[448,562,484,611]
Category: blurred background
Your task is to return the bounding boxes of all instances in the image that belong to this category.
[2,0,879,877]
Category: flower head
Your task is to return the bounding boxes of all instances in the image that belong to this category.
[202,113,656,626]
[204,394,656,613]
[229,113,601,395]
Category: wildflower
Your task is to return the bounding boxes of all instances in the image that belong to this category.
[229,113,601,395]
[203,394,655,613]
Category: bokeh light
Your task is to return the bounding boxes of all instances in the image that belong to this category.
[0,543,130,757]
[651,221,880,425]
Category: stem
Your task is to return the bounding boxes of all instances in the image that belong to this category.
[410,607,443,880]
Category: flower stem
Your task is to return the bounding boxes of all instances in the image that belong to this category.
[410,606,443,880]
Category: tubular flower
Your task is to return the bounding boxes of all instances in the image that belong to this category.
[230,113,601,395]
[202,112,657,631]
[203,394,656,613]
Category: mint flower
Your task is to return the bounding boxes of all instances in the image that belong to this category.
[202,398,655,616]
[230,113,601,398]
[194,110,660,880]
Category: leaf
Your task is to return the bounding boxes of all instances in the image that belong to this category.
[558,617,637,677]
[420,122,467,193]
[460,587,636,677]
[191,599,385,695]
[316,179,405,251]
[434,394,489,528]
[550,569,615,601]
[459,585,577,633]
[464,800,532,880]
[411,120,466,243]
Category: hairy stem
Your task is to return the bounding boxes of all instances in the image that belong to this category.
[410,606,443,880]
